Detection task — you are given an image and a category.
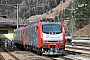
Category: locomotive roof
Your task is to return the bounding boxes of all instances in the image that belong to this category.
[29,22,62,25]
[41,22,62,25]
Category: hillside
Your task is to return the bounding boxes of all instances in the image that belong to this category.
[27,0,74,21]
[74,24,90,37]
[27,0,90,37]
[0,0,61,20]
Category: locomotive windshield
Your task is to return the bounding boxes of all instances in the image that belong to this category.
[42,25,62,34]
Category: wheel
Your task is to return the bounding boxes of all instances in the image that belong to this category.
[40,51,43,56]
[25,45,29,51]
[38,48,43,56]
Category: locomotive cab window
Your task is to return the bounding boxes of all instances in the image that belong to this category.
[42,24,62,34]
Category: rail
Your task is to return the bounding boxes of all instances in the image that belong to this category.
[72,37,90,43]
[73,37,90,40]
[1,47,19,60]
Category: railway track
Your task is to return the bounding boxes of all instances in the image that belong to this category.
[52,44,90,60]
[65,45,90,54]
[0,54,4,60]
[0,47,19,60]
[0,46,75,60]
[53,50,90,60]
[0,44,90,60]
[0,46,53,60]
[37,52,73,60]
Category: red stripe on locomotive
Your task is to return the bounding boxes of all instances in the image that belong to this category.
[37,22,43,48]
[20,27,26,45]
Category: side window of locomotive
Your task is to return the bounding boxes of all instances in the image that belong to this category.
[35,26,38,32]
[25,27,28,35]
[34,26,37,32]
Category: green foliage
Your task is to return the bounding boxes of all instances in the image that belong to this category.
[55,16,58,22]
[75,0,90,29]
[75,19,89,29]
[65,0,90,29]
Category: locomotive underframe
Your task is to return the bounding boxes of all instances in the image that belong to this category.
[41,45,65,55]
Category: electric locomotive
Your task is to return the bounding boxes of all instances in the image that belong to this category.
[24,21,66,55]
[14,26,26,49]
